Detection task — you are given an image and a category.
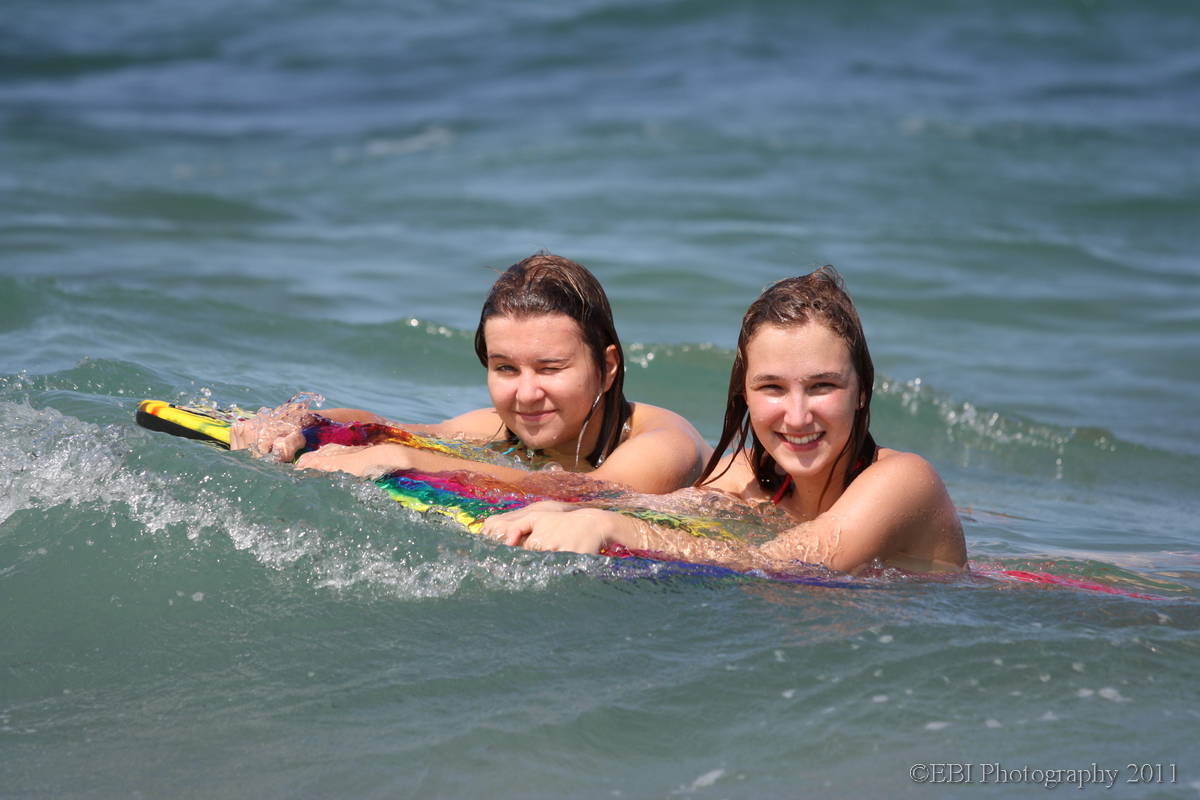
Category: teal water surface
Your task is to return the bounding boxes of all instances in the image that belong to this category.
[3,0,1199,797]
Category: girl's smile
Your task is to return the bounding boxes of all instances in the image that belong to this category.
[779,431,824,449]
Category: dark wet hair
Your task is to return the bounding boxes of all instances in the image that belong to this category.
[698,266,876,500]
[474,252,631,467]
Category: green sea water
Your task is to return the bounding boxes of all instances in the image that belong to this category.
[3,0,1199,797]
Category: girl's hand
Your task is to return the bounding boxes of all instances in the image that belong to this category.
[481,504,640,554]
[479,501,583,547]
[295,443,416,478]
[229,406,309,461]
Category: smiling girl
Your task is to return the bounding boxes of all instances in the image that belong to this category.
[481,267,967,575]
[230,253,710,494]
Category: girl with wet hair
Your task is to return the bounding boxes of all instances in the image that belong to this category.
[472,252,632,468]
[482,267,966,575]
[231,253,710,494]
[701,266,877,504]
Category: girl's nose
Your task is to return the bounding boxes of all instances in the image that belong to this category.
[783,394,812,428]
[515,372,545,404]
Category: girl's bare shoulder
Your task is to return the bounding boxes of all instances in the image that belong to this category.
[429,407,504,440]
[626,401,699,434]
[700,450,768,502]
[869,447,946,487]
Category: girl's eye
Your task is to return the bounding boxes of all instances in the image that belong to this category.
[493,364,518,374]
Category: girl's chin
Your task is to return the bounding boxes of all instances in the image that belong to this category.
[772,450,827,476]
[510,427,567,451]
[506,414,556,437]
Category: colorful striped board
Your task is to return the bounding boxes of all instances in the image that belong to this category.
[135,399,1161,596]
[136,399,236,446]
[134,399,518,465]
[135,399,738,540]
[135,399,740,538]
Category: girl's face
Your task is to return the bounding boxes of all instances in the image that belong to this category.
[483,313,617,454]
[744,322,861,485]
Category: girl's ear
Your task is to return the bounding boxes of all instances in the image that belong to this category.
[602,344,619,392]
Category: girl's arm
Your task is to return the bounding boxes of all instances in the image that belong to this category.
[229,404,454,460]
[485,450,966,575]
[480,501,758,568]
[294,441,533,483]
[581,403,712,493]
[290,406,531,481]
[757,450,965,574]
[235,401,710,495]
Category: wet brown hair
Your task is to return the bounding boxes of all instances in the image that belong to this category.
[698,266,876,500]
[474,252,631,467]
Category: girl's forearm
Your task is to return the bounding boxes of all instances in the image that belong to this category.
[607,513,760,571]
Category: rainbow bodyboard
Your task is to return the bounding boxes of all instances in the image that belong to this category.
[134,399,1164,596]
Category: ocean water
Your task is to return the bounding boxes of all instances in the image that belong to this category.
[3,0,1199,797]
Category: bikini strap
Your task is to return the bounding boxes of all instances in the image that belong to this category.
[771,474,793,505]
[771,453,868,506]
